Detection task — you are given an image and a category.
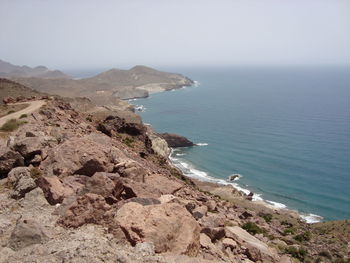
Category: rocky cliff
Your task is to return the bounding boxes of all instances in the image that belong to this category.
[0,97,349,263]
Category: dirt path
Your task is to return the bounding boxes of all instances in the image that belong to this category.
[0,100,46,127]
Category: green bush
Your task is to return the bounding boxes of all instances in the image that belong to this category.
[242,222,264,235]
[122,137,135,147]
[7,110,15,114]
[0,119,21,132]
[294,231,311,242]
[260,213,273,223]
[19,114,27,119]
[283,227,297,235]
[285,246,308,261]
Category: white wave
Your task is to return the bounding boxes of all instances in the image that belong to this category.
[266,200,287,209]
[196,143,208,146]
[134,105,146,112]
[300,213,323,224]
[176,153,186,156]
[193,80,200,87]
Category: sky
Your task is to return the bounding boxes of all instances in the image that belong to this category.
[1,0,350,70]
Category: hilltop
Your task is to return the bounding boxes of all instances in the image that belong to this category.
[8,63,193,104]
[0,59,71,79]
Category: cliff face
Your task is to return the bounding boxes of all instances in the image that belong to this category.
[0,98,349,263]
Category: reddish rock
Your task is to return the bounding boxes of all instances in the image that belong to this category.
[58,193,111,228]
[200,227,226,242]
[146,174,183,194]
[121,178,162,199]
[225,226,279,262]
[84,172,124,203]
[36,176,74,205]
[40,136,114,177]
[116,202,200,256]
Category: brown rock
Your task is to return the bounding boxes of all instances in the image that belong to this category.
[84,172,124,203]
[158,133,194,147]
[146,174,183,194]
[40,135,114,177]
[116,202,200,256]
[201,227,226,242]
[122,178,162,199]
[222,238,237,250]
[225,226,279,262]
[199,233,213,249]
[192,205,208,220]
[58,193,111,228]
[36,176,74,205]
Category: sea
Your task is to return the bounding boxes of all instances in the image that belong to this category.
[69,66,350,222]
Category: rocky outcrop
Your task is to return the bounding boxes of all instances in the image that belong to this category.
[7,167,36,199]
[40,134,115,177]
[115,202,200,256]
[158,133,194,148]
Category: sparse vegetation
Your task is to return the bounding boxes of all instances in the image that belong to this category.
[30,167,42,179]
[122,136,135,147]
[259,213,273,223]
[242,222,264,235]
[19,113,27,118]
[285,246,308,261]
[283,227,297,235]
[0,119,23,132]
[294,231,311,242]
[7,110,15,114]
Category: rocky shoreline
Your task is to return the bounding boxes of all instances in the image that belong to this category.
[0,83,349,262]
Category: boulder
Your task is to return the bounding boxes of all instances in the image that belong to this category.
[225,226,279,262]
[121,178,162,199]
[7,167,36,199]
[116,202,200,256]
[222,238,237,250]
[40,136,114,177]
[192,205,208,220]
[11,176,36,199]
[146,174,183,194]
[0,148,24,177]
[58,193,111,228]
[98,115,146,137]
[201,227,226,242]
[158,133,194,147]
[8,218,49,251]
[12,136,55,159]
[36,176,74,205]
[84,172,124,203]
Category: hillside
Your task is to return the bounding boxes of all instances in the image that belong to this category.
[0,78,46,104]
[0,97,349,263]
[0,59,71,79]
[11,65,194,103]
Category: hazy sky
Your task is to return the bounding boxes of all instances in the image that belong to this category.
[1,0,350,70]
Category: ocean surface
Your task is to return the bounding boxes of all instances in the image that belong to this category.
[127,66,350,222]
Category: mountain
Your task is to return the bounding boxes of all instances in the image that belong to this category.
[0,78,46,104]
[0,59,71,79]
[11,65,194,104]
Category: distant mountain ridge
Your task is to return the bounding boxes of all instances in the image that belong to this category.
[0,59,71,79]
[6,62,194,104]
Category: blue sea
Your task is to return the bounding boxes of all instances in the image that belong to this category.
[128,66,350,222]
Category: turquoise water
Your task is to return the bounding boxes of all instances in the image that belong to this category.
[131,66,350,222]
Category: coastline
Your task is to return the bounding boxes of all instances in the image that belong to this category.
[130,81,324,224]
